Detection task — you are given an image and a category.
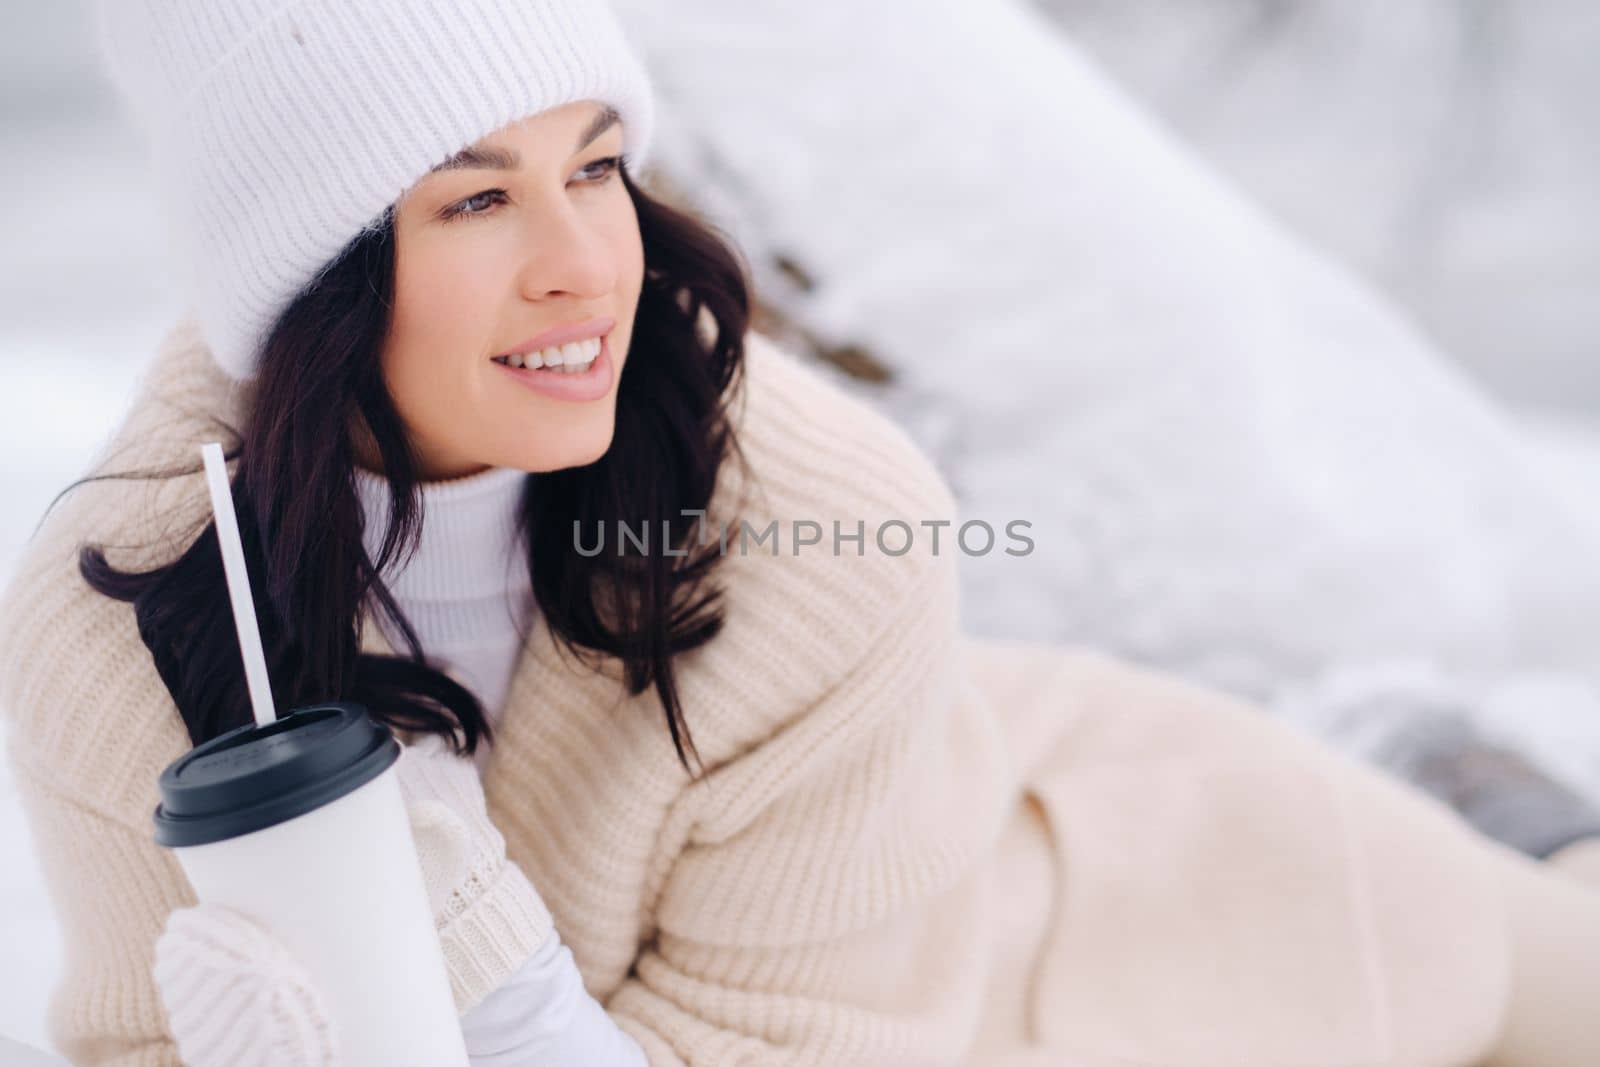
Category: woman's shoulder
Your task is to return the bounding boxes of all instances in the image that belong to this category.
[0,317,222,810]
[0,518,191,821]
[19,314,241,570]
[673,331,963,751]
[722,329,957,538]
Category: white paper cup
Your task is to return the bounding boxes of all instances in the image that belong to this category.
[154,703,468,1067]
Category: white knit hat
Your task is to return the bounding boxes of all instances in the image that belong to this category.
[95,0,656,380]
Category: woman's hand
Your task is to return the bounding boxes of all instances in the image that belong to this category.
[152,905,338,1067]
[394,733,557,1011]
[151,733,555,1065]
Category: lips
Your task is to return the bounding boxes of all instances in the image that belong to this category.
[495,315,616,360]
[491,332,615,403]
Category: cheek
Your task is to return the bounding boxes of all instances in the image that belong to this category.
[385,243,501,410]
[603,195,646,302]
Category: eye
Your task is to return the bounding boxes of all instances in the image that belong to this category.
[437,155,627,224]
[440,188,507,223]
[575,154,626,185]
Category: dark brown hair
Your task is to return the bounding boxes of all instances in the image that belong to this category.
[79,163,749,779]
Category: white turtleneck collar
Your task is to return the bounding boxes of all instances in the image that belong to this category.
[354,467,648,1062]
[352,464,534,724]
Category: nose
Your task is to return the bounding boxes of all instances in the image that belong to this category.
[515,198,617,302]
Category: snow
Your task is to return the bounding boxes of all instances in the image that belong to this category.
[616,0,1600,712]
[1043,0,1600,417]
[3,0,1598,1056]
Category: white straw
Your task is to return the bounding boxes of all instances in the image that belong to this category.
[201,443,278,728]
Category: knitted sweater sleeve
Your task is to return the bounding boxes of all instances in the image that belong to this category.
[595,355,1016,1064]
[602,540,1011,1065]
[0,555,198,1067]
[0,322,226,1066]
[4,752,192,1067]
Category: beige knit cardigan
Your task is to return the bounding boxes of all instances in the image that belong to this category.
[0,318,1514,1067]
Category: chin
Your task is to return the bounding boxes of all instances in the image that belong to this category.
[513,422,616,473]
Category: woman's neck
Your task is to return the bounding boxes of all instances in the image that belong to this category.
[351,466,535,722]
[352,464,532,604]
[348,415,490,483]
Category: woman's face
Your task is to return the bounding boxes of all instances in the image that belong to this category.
[384,100,644,480]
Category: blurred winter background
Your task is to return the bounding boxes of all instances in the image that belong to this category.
[4,0,1600,1056]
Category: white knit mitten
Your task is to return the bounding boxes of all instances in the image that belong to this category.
[396,734,556,1013]
[151,737,553,1058]
[152,904,336,1067]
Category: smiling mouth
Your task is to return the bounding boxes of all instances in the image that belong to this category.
[491,336,603,374]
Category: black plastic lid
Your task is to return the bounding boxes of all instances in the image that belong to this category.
[153,702,399,847]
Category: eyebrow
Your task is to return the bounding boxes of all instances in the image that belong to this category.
[427,105,621,173]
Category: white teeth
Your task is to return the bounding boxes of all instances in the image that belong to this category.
[497,336,602,372]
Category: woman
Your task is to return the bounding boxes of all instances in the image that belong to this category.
[1,1,1597,1064]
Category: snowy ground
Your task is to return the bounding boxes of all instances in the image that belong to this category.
[2,1,1597,1057]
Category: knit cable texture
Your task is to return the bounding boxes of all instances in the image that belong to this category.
[152,905,337,1067]
[0,318,1014,1066]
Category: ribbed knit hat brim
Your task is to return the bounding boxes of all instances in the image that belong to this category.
[96,0,655,379]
